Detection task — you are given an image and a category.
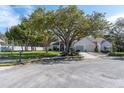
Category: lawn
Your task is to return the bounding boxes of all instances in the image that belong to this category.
[0,51,61,59]
[109,52,124,56]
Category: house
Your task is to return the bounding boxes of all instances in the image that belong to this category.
[95,38,112,52]
[0,39,12,52]
[74,37,112,52]
[73,37,96,52]
[0,39,5,52]
[49,36,112,52]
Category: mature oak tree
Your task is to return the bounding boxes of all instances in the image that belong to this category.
[49,6,89,55]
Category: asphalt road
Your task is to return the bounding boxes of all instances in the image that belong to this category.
[0,58,124,88]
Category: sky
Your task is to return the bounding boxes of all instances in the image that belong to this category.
[1,5,124,33]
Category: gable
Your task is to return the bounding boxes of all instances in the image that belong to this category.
[74,37,95,46]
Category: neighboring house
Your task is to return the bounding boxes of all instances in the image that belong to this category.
[49,36,112,52]
[0,39,4,52]
[0,39,8,52]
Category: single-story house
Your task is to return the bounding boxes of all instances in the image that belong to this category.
[73,37,96,52]
[74,37,112,52]
[49,36,112,52]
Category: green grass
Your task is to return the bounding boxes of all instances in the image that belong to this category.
[109,52,124,56]
[0,51,61,59]
[0,58,41,66]
[0,51,61,66]
[0,62,17,66]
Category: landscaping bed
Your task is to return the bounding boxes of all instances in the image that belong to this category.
[41,56,83,62]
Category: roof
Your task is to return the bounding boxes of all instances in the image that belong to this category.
[95,38,105,43]
[50,41,64,45]
[74,37,95,46]
[0,39,4,43]
[74,36,111,46]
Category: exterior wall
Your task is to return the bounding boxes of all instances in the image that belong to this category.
[0,43,11,52]
[36,47,44,50]
[101,41,112,51]
[74,38,96,52]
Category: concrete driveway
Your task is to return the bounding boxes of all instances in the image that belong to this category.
[79,52,108,59]
[0,58,124,88]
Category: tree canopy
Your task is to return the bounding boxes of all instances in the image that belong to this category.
[107,17,124,52]
[5,5,112,54]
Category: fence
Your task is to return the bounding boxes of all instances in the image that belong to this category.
[0,46,44,52]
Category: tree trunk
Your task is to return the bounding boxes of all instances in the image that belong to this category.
[25,45,28,51]
[65,47,69,55]
[64,41,71,56]
[34,47,36,51]
[44,42,48,54]
[21,45,23,51]
[31,46,34,51]
[25,42,28,51]
[11,40,14,54]
[94,42,98,52]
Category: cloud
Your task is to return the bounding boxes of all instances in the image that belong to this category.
[0,5,20,30]
[12,5,35,17]
[107,13,124,23]
[0,5,35,33]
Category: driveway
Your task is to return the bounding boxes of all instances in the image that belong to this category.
[0,58,124,88]
[79,52,108,59]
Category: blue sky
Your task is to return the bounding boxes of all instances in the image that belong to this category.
[1,5,124,33]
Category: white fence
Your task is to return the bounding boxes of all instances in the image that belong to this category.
[0,45,45,51]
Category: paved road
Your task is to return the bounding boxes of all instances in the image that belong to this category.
[0,58,124,88]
